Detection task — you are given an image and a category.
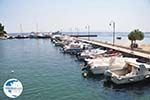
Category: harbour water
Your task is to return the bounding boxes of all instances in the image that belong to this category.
[0,38,150,100]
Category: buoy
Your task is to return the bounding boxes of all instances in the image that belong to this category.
[80,64,83,67]
[83,72,87,77]
[11,70,14,73]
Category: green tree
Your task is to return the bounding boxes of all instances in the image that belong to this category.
[128,29,144,48]
[0,23,7,36]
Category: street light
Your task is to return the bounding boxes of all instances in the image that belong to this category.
[109,21,115,45]
[69,28,72,35]
[75,28,79,38]
[85,25,90,40]
[60,29,63,35]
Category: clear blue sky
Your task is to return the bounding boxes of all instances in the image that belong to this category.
[0,0,150,33]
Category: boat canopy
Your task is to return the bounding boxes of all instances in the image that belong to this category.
[125,60,150,69]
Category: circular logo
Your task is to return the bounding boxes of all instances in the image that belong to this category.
[3,78,23,98]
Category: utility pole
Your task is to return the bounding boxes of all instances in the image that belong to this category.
[75,28,79,38]
[70,28,72,35]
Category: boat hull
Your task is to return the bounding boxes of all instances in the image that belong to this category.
[110,74,150,85]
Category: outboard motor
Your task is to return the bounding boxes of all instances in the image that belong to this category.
[104,70,112,80]
[76,52,81,60]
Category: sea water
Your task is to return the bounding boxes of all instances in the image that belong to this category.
[0,38,150,100]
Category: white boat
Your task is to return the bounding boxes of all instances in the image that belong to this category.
[53,35,75,47]
[82,56,137,75]
[60,35,75,42]
[0,34,10,39]
[63,41,92,54]
[78,48,106,60]
[29,32,46,38]
[104,60,150,85]
[0,36,7,40]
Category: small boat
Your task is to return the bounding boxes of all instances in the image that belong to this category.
[104,60,150,85]
[15,35,28,39]
[77,48,106,60]
[1,34,10,39]
[84,50,122,62]
[52,35,75,47]
[36,33,44,38]
[51,31,62,36]
[116,37,121,40]
[82,56,136,75]
[0,36,8,40]
[54,40,69,47]
[63,41,92,55]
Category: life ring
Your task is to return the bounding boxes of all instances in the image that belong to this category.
[144,74,150,79]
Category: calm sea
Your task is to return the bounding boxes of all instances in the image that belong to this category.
[0,39,150,100]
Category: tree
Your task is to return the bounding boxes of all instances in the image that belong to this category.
[128,29,144,48]
[0,23,7,37]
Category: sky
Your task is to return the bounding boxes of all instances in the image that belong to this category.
[0,0,150,33]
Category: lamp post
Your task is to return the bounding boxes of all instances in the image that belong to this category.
[85,25,90,40]
[75,28,79,38]
[60,29,63,34]
[109,21,115,45]
[69,28,72,35]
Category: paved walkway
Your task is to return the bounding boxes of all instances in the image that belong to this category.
[78,38,150,59]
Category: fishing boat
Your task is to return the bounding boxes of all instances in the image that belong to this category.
[104,60,150,85]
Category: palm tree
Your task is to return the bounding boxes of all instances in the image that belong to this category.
[128,29,144,48]
[0,23,7,37]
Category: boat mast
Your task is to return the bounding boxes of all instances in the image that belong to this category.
[36,23,38,32]
[35,23,39,35]
[20,24,23,34]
